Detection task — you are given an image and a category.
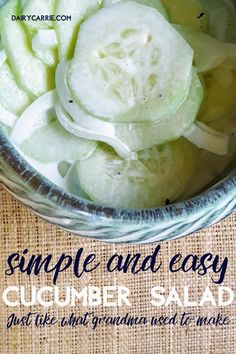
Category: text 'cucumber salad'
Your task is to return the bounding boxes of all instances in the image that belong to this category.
[0,0,236,209]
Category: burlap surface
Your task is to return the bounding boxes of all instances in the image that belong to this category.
[0,185,235,354]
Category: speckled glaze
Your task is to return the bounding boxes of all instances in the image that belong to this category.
[0,129,236,243]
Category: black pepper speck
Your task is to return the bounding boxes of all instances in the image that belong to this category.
[165,199,171,205]
[198,12,205,19]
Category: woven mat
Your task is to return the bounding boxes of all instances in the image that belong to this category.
[0,186,235,354]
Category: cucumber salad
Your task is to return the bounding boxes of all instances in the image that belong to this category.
[0,0,236,208]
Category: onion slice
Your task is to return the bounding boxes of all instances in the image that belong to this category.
[10,89,97,163]
[0,102,17,127]
[183,120,229,155]
[55,100,133,158]
[10,90,56,145]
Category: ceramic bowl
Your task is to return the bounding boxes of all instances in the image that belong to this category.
[0,128,235,243]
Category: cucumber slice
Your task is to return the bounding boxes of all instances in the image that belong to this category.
[68,1,193,123]
[20,120,97,163]
[56,61,203,157]
[32,30,58,52]
[162,0,208,33]
[77,139,198,209]
[55,0,102,60]
[34,48,58,67]
[0,0,54,97]
[103,0,169,20]
[184,121,229,155]
[103,0,122,6]
[22,0,56,33]
[0,122,11,137]
[32,30,58,67]
[10,91,97,163]
[0,62,31,115]
[65,163,91,199]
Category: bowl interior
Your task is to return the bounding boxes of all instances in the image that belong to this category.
[0,128,235,226]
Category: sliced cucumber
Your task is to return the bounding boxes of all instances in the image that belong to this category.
[34,48,58,67]
[0,123,11,137]
[32,30,58,67]
[68,1,193,123]
[103,0,122,6]
[10,91,97,163]
[65,163,91,199]
[184,121,229,155]
[20,120,97,163]
[162,0,208,33]
[32,30,58,52]
[56,61,203,157]
[22,0,56,33]
[103,0,169,20]
[55,0,102,60]
[0,0,54,97]
[77,139,198,209]
[0,62,31,115]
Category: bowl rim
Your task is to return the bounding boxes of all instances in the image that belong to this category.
[0,129,235,225]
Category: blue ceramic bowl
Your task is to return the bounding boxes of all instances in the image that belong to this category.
[0,128,235,243]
